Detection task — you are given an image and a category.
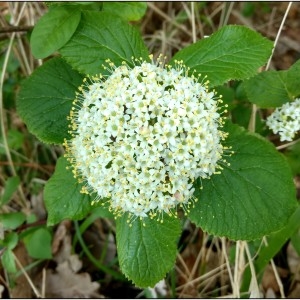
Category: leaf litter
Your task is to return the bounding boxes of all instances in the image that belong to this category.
[35,220,103,298]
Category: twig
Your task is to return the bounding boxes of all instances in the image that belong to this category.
[0,25,33,34]
[0,161,54,175]
[16,219,47,233]
[276,138,300,150]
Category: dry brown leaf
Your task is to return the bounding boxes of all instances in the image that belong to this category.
[30,192,47,220]
[147,279,168,298]
[262,264,289,295]
[287,242,300,280]
[45,254,101,298]
[51,220,72,264]
[289,282,300,298]
[265,287,276,298]
[42,223,102,298]
[0,284,4,298]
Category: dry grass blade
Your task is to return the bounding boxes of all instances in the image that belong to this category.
[244,242,260,298]
[263,237,286,298]
[248,2,292,136]
[175,263,227,291]
[221,238,235,295]
[12,252,41,298]
[41,268,46,299]
[266,2,293,70]
[219,2,235,28]
[147,2,192,38]
[0,2,27,208]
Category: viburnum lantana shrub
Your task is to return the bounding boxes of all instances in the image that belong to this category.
[17,3,298,288]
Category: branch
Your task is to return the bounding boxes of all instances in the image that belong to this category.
[0,25,33,34]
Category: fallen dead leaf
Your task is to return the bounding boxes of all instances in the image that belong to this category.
[287,242,300,281]
[30,192,47,220]
[36,221,103,298]
[288,282,300,298]
[51,220,73,265]
[44,254,101,298]
[147,279,168,298]
[265,287,276,298]
[262,264,289,295]
[0,284,4,298]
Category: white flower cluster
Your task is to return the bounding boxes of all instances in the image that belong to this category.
[64,56,227,219]
[266,98,300,142]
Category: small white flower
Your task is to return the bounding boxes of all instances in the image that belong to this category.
[266,98,300,142]
[64,55,227,219]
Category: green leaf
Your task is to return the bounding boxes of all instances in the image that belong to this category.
[46,2,103,12]
[88,206,114,220]
[188,122,297,240]
[60,11,149,75]
[102,2,147,21]
[116,213,181,288]
[0,176,20,207]
[1,249,17,273]
[169,25,273,87]
[0,212,26,230]
[214,85,236,112]
[286,59,300,96]
[48,2,100,7]
[44,156,95,226]
[244,71,289,108]
[285,140,300,176]
[16,57,83,144]
[30,5,81,59]
[244,59,300,108]
[0,129,24,155]
[23,227,52,259]
[0,232,19,250]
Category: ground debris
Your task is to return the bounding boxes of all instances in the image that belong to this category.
[35,220,103,298]
[44,254,101,298]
